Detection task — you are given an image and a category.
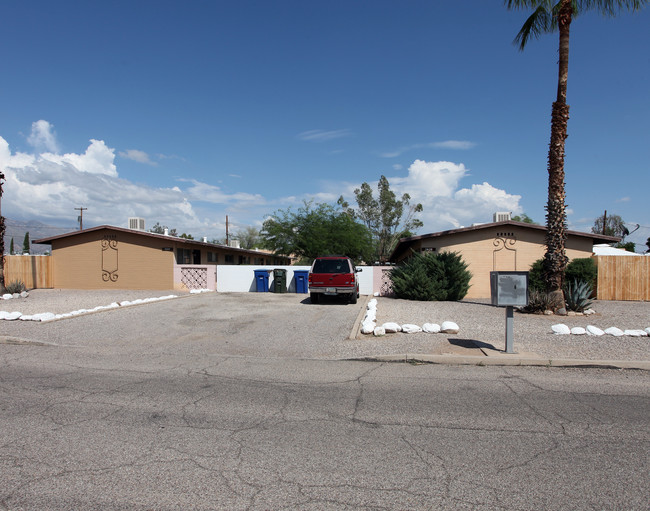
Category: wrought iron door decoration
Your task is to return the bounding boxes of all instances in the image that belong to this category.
[101,236,119,282]
[493,231,517,270]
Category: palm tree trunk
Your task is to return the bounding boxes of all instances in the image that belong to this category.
[544,0,572,309]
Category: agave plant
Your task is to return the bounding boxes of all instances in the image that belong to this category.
[2,280,26,294]
[564,279,593,313]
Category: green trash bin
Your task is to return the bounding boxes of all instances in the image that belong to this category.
[273,269,287,293]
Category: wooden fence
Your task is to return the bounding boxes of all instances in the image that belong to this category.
[595,255,650,301]
[2,255,53,289]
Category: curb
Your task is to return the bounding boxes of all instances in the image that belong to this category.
[349,294,372,340]
[348,353,650,371]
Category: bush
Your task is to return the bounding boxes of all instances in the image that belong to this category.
[565,258,597,291]
[528,258,545,292]
[3,280,26,294]
[389,251,471,301]
[521,289,554,314]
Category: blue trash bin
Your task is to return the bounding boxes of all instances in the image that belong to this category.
[294,270,309,293]
[254,269,271,292]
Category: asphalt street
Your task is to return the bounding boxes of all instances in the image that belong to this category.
[1,294,649,510]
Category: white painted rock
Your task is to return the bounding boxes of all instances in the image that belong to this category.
[583,309,596,315]
[604,327,624,337]
[401,324,422,334]
[361,319,375,334]
[552,324,571,335]
[364,310,376,322]
[624,329,647,337]
[367,299,378,310]
[382,322,402,333]
[646,328,650,335]
[34,312,57,322]
[20,291,29,298]
[1,311,22,321]
[570,327,587,335]
[422,323,441,334]
[441,321,459,334]
[373,326,386,337]
[2,294,12,300]
[586,325,605,336]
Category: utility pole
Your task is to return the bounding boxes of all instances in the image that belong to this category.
[601,210,607,235]
[226,215,229,246]
[75,207,87,230]
[0,171,5,289]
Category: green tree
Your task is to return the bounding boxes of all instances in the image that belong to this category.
[235,226,261,250]
[179,233,194,240]
[592,213,629,237]
[23,232,30,254]
[512,213,537,224]
[10,237,14,255]
[261,201,373,263]
[646,237,650,253]
[615,241,636,252]
[339,175,423,263]
[149,222,177,236]
[506,0,647,309]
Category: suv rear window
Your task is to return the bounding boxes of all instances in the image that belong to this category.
[311,258,351,274]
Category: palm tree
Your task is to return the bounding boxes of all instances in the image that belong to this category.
[0,170,5,290]
[506,0,647,309]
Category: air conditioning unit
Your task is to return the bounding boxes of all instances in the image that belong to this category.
[228,239,240,249]
[128,217,146,231]
[493,212,511,223]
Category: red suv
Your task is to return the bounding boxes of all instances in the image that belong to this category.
[308,256,361,304]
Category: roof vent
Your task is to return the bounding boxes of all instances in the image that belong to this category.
[493,212,511,223]
[128,217,146,231]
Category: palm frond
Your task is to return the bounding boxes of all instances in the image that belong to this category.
[513,5,555,50]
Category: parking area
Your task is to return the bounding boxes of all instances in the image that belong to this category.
[0,291,364,362]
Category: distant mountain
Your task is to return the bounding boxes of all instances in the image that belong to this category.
[2,218,77,255]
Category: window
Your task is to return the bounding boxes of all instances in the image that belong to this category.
[207,252,218,263]
[225,254,234,264]
[176,248,191,264]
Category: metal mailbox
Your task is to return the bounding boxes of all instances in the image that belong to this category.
[490,271,529,307]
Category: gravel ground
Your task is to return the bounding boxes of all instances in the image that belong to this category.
[357,296,650,361]
[1,289,649,362]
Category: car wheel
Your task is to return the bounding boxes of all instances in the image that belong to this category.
[349,292,357,304]
[310,293,319,304]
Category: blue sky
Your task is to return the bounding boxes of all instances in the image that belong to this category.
[1,1,649,250]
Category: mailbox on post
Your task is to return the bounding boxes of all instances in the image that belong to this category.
[490,271,529,354]
[490,271,529,307]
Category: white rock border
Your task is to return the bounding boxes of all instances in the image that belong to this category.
[0,292,215,322]
[360,299,460,337]
[552,323,648,337]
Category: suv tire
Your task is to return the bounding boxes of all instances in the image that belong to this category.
[310,292,320,304]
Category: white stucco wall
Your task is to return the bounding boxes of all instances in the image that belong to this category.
[216,265,376,295]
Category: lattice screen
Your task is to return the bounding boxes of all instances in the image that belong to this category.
[180,267,208,290]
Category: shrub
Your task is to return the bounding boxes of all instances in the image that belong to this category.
[389,251,471,301]
[564,279,593,313]
[565,258,597,291]
[521,289,554,314]
[3,280,26,294]
[528,258,545,292]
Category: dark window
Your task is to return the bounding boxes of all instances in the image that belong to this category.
[207,252,218,263]
[192,250,201,264]
[225,254,234,264]
[176,248,191,264]
[312,259,350,273]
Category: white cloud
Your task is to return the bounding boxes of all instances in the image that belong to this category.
[26,120,59,153]
[40,139,118,177]
[431,140,476,150]
[336,159,522,233]
[380,140,476,158]
[297,129,352,142]
[119,149,158,166]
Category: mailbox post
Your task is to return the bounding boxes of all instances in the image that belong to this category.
[490,271,529,354]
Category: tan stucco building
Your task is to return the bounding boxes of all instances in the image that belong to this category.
[390,220,619,299]
[35,225,291,291]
